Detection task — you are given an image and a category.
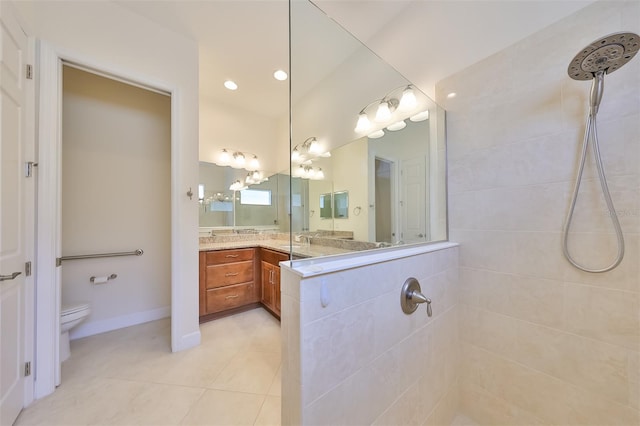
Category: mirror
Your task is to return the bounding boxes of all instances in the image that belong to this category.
[333,191,348,219]
[319,193,332,219]
[199,161,292,232]
[289,0,447,251]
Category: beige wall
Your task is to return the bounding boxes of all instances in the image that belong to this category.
[438,0,639,424]
[281,244,460,425]
[61,66,171,337]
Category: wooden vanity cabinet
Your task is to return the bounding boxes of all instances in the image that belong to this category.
[259,248,289,318]
[199,248,259,321]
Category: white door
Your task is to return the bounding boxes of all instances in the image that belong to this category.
[0,2,29,424]
[400,156,427,244]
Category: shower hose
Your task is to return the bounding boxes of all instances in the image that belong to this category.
[562,109,625,273]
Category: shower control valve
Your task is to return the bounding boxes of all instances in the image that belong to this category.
[400,277,432,317]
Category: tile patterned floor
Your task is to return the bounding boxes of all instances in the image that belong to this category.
[16,308,281,426]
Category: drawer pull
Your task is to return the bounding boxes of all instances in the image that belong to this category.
[225,272,239,277]
[225,254,239,258]
[225,294,239,299]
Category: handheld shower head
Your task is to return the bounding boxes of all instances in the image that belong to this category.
[568,32,639,116]
[568,32,639,81]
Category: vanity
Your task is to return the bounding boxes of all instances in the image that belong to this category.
[198,236,355,322]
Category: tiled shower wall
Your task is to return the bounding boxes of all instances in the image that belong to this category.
[438,1,639,424]
[281,245,459,425]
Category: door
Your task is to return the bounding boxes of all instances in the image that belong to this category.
[374,157,394,243]
[1,2,29,424]
[400,156,427,244]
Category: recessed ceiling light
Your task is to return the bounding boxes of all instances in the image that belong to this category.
[446,92,457,99]
[274,70,288,81]
[224,80,238,91]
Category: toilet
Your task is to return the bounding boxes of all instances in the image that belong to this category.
[60,303,90,362]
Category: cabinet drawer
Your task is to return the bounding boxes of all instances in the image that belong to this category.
[205,282,256,313]
[206,261,254,288]
[261,248,289,266]
[206,248,254,265]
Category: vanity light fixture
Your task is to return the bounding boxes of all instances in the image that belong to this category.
[229,180,247,191]
[274,70,288,81]
[291,137,327,163]
[354,84,432,138]
[446,92,457,99]
[295,164,324,180]
[224,80,238,91]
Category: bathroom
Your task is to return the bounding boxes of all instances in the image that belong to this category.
[2,0,638,425]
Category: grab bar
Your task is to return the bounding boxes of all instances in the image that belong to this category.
[56,249,143,266]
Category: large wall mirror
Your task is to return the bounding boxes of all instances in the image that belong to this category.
[288,0,447,250]
[198,0,447,257]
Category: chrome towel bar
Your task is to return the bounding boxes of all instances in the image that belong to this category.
[56,249,143,266]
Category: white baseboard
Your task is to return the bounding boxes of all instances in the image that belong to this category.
[173,329,201,352]
[70,306,171,340]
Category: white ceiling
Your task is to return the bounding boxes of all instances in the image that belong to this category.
[115,0,596,121]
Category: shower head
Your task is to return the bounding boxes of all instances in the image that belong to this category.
[568,32,639,80]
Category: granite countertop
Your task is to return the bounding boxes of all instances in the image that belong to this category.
[199,238,353,258]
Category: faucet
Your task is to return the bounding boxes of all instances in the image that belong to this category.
[300,235,311,248]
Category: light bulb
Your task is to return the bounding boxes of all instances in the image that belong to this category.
[316,168,325,180]
[291,148,301,162]
[354,113,371,132]
[399,86,417,110]
[252,170,261,180]
[368,130,385,139]
[233,152,245,165]
[387,120,406,131]
[295,165,305,177]
[245,174,253,184]
[410,110,430,122]
[219,149,231,164]
[249,155,260,169]
[308,138,321,153]
[375,101,392,122]
[320,151,331,158]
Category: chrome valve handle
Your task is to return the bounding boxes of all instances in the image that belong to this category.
[400,277,432,317]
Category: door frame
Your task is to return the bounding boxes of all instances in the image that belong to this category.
[34,42,189,398]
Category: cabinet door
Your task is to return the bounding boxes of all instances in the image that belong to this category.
[261,261,274,310]
[274,266,281,315]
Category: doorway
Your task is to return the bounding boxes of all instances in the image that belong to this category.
[374,157,394,243]
[57,64,171,382]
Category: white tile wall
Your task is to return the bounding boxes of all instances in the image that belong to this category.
[439,0,640,424]
[281,245,460,425]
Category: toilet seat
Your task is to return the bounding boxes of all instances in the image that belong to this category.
[61,303,90,324]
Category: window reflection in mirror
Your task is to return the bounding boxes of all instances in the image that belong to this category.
[319,193,332,219]
[289,0,447,256]
[333,191,348,219]
[199,161,291,232]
